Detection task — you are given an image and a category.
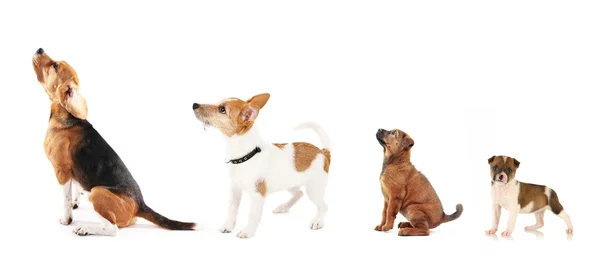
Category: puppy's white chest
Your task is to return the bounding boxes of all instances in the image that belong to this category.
[491,183,518,209]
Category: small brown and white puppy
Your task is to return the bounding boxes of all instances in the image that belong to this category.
[32,48,195,236]
[375,128,463,236]
[192,94,332,238]
[486,155,573,236]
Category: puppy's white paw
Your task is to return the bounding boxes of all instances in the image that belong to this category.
[485,229,497,235]
[272,204,290,214]
[58,217,72,225]
[236,231,255,238]
[566,228,573,234]
[218,223,234,233]
[73,226,89,236]
[310,219,324,230]
[501,230,512,236]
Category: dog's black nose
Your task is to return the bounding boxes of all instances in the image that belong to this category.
[36,48,44,55]
[193,103,200,110]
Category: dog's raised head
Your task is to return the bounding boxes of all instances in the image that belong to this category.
[32,48,87,120]
[192,93,270,137]
[487,155,520,184]
[376,128,414,160]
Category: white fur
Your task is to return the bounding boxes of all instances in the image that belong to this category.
[73,210,118,236]
[58,179,73,225]
[218,122,330,238]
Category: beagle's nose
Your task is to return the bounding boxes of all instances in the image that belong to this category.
[193,103,200,110]
[36,48,44,55]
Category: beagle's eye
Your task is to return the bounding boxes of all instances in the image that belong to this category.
[507,168,512,174]
[218,105,226,114]
[53,62,58,71]
[493,165,498,171]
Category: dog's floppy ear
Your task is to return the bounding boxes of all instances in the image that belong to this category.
[488,156,496,164]
[246,93,270,109]
[401,136,414,149]
[57,80,87,119]
[513,158,520,168]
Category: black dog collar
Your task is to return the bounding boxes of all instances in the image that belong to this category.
[226,147,262,164]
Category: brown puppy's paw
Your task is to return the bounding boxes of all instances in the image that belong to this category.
[374,225,383,231]
[380,224,393,232]
[398,222,413,228]
[398,227,430,236]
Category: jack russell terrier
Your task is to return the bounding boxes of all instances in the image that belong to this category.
[192,93,331,238]
[486,155,573,236]
[32,48,196,236]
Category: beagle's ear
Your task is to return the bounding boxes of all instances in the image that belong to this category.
[57,81,87,120]
[513,158,520,168]
[488,156,496,164]
[246,93,270,109]
[401,136,414,149]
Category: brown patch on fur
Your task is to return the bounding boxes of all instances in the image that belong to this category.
[255,179,267,197]
[293,142,321,172]
[273,143,287,149]
[88,186,139,227]
[43,105,86,185]
[374,128,462,236]
[548,189,564,215]
[193,93,270,137]
[517,182,549,212]
[322,149,331,173]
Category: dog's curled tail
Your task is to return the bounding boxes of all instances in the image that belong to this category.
[137,205,196,231]
[441,204,463,224]
[295,121,332,151]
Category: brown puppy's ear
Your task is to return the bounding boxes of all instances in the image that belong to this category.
[246,93,270,109]
[240,104,259,123]
[401,136,414,149]
[488,156,496,164]
[513,158,520,168]
[57,81,88,120]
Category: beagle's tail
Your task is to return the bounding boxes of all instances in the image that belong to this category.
[295,121,332,151]
[441,204,464,224]
[137,205,196,231]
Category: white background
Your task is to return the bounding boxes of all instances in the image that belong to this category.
[1,0,597,262]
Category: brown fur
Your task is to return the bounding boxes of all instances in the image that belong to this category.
[292,142,321,172]
[88,186,139,227]
[322,149,331,173]
[193,93,270,137]
[256,179,267,197]
[273,143,287,149]
[549,189,564,215]
[374,129,463,236]
[518,183,548,212]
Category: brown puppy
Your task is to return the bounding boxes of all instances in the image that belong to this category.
[32,48,195,236]
[374,128,463,236]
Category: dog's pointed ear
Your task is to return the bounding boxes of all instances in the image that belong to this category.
[513,158,520,168]
[240,104,259,123]
[246,93,270,109]
[401,136,414,149]
[57,80,87,119]
[488,156,496,164]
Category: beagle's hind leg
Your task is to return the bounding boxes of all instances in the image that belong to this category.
[73,186,138,236]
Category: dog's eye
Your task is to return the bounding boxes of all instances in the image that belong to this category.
[391,131,396,135]
[507,168,512,174]
[493,165,498,171]
[218,105,226,114]
[52,62,58,71]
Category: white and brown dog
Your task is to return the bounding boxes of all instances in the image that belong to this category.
[486,155,573,236]
[192,93,332,238]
